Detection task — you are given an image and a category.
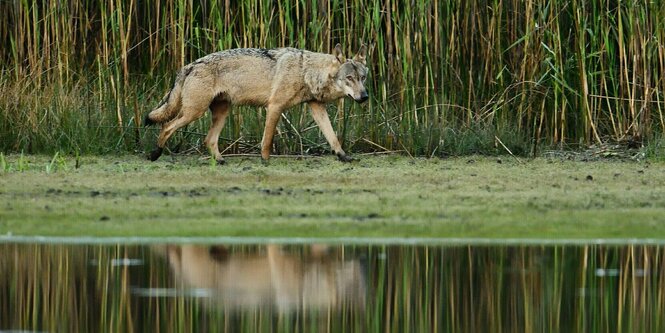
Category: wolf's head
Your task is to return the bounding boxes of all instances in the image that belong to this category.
[332,44,369,103]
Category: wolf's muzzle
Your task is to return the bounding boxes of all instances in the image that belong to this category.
[356,91,369,103]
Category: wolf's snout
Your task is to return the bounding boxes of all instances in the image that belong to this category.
[356,91,369,103]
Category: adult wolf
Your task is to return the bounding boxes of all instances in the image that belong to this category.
[145,44,368,164]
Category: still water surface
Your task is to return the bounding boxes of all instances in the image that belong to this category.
[1,242,663,332]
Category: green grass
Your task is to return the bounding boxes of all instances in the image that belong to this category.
[1,154,664,238]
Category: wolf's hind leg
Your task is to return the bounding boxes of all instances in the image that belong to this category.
[205,101,231,165]
[308,102,353,162]
[150,102,208,161]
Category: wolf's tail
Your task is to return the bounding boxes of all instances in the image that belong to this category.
[144,70,187,126]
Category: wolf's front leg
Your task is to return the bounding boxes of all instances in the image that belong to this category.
[308,101,354,162]
[205,101,231,165]
[261,104,284,161]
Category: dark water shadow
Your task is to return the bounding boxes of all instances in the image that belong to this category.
[0,242,663,332]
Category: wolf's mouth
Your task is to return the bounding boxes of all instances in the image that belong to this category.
[347,93,368,103]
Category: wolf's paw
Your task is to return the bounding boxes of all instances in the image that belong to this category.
[337,153,355,163]
[261,158,270,166]
[148,148,163,161]
[215,158,226,166]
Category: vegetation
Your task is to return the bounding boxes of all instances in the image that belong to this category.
[1,154,664,238]
[1,1,664,156]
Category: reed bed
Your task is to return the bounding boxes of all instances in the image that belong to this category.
[1,0,664,156]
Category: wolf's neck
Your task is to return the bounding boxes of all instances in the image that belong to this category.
[307,77,342,103]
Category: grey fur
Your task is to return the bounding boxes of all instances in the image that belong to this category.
[145,44,369,163]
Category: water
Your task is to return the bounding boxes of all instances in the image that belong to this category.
[1,242,663,332]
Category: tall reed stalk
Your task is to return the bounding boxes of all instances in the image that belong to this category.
[1,0,663,156]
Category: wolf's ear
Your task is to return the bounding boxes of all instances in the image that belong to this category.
[353,44,367,65]
[332,43,345,63]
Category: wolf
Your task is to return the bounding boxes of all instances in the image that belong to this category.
[144,44,368,164]
[156,244,366,311]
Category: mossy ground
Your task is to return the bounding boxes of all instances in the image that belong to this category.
[1,154,664,238]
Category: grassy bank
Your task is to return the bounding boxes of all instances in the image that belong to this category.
[1,1,664,156]
[1,154,664,238]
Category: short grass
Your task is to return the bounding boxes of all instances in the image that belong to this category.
[1,154,664,238]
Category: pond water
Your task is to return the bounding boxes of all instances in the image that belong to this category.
[1,242,663,332]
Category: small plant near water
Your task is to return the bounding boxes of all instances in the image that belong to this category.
[0,153,6,172]
[45,152,68,174]
[16,153,27,172]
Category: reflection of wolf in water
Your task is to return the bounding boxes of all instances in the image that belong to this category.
[157,244,366,311]
[145,44,369,164]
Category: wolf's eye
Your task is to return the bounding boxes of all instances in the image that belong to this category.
[360,76,366,81]
[346,75,354,81]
